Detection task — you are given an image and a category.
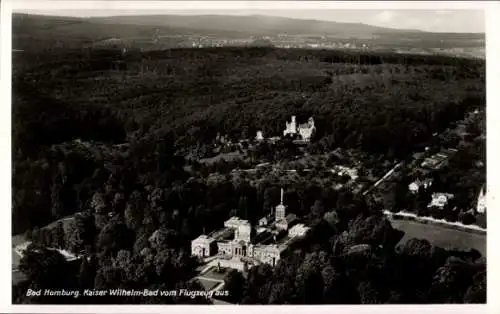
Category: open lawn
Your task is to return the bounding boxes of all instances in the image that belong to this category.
[196,278,221,291]
[202,266,232,281]
[391,218,486,257]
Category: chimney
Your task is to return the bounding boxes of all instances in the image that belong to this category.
[280,188,284,205]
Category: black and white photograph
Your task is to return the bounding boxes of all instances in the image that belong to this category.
[1,0,496,310]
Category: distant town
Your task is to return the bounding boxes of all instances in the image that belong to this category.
[92,33,485,59]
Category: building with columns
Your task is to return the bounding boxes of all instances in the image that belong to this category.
[191,188,309,267]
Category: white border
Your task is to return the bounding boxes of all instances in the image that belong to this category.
[1,1,499,314]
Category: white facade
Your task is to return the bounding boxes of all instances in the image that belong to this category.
[284,116,298,136]
[191,235,216,257]
[289,224,310,238]
[251,244,281,266]
[428,193,454,209]
[477,186,486,214]
[235,222,252,243]
[256,131,264,141]
[283,116,315,142]
[408,178,433,193]
[298,117,315,142]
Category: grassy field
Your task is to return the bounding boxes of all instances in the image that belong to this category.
[391,218,486,257]
[202,266,232,281]
[196,278,221,291]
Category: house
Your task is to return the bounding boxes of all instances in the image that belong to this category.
[408,178,433,194]
[256,131,264,141]
[477,185,486,214]
[428,193,454,209]
[191,235,217,257]
[332,165,359,181]
[289,224,310,237]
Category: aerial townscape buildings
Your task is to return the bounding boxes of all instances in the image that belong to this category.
[191,188,310,268]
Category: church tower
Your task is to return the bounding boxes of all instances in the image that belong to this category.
[275,188,286,221]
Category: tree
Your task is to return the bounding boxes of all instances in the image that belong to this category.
[97,219,133,257]
[224,269,246,303]
[311,200,326,218]
[19,245,73,292]
[357,281,382,304]
[463,271,486,303]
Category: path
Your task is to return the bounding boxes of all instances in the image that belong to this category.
[363,162,403,195]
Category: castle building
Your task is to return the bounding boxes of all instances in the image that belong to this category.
[191,188,309,268]
[283,116,315,142]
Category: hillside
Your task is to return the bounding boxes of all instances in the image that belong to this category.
[88,14,420,37]
[13,13,485,54]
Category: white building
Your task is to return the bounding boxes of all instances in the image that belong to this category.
[256,131,264,141]
[333,165,359,181]
[191,188,307,268]
[428,193,454,209]
[283,116,316,142]
[191,235,217,257]
[289,224,310,237]
[477,185,486,214]
[408,178,433,194]
[250,244,281,266]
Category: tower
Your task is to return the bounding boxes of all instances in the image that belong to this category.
[290,116,297,132]
[275,188,286,221]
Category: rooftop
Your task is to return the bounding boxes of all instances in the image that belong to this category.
[224,216,251,228]
[208,227,234,241]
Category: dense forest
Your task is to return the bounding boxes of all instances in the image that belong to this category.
[12,46,486,304]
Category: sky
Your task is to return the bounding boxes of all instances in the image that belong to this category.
[11,1,486,33]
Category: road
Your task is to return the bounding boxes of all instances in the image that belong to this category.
[363,161,403,196]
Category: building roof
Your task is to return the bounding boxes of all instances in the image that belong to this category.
[208,227,234,241]
[192,234,215,244]
[290,223,309,232]
[224,216,250,228]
